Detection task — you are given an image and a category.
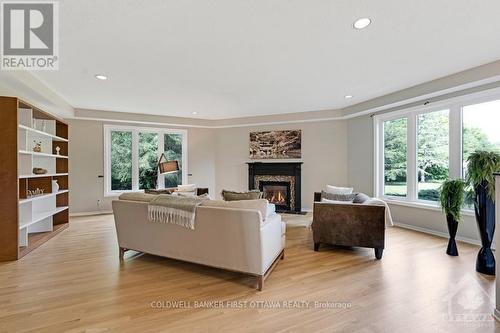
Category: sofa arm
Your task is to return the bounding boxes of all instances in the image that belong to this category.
[312,202,385,249]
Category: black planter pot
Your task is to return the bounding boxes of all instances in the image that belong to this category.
[473,182,496,276]
[446,214,459,256]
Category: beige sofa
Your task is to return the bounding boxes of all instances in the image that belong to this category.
[112,195,285,290]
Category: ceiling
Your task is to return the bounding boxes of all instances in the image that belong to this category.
[33,0,500,119]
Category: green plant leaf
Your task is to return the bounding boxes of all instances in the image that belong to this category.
[439,179,466,221]
[465,150,500,200]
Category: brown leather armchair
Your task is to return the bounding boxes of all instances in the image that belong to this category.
[312,192,386,259]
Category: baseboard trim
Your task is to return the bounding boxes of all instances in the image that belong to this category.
[70,210,113,217]
[393,222,481,246]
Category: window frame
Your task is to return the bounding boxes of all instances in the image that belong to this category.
[103,124,188,197]
[374,87,500,212]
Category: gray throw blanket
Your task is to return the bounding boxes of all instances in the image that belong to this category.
[148,194,205,229]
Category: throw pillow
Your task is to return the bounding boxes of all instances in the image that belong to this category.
[325,185,354,194]
[353,192,371,204]
[119,192,156,202]
[321,198,354,204]
[174,191,196,197]
[178,184,196,192]
[221,189,262,201]
[201,199,268,219]
[321,191,355,202]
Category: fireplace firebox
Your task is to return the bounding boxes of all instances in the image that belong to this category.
[247,162,302,213]
[261,181,290,211]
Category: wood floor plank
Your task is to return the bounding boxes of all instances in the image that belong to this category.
[0,213,497,332]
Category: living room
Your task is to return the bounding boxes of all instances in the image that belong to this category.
[1,1,500,332]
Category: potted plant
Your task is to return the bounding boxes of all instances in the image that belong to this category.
[439,179,466,256]
[466,150,500,275]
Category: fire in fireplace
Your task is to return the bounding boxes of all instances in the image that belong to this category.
[263,184,288,205]
[260,181,290,211]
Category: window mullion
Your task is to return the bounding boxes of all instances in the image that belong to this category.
[131,130,139,191]
[449,105,462,179]
[157,132,165,189]
[407,115,417,201]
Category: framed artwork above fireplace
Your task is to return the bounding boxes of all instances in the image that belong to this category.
[249,130,301,159]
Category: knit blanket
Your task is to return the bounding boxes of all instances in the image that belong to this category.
[148,194,205,229]
[363,198,394,227]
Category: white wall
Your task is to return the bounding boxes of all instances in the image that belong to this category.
[69,112,481,244]
[214,120,348,210]
[68,119,216,214]
[346,114,481,243]
[69,118,347,213]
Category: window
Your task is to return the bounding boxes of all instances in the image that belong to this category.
[383,118,407,197]
[462,100,500,177]
[417,110,449,201]
[164,133,183,188]
[104,125,187,196]
[138,132,158,190]
[374,88,500,208]
[111,131,132,191]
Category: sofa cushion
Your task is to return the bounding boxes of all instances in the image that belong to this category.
[353,192,371,204]
[325,185,354,195]
[178,184,196,192]
[221,189,262,201]
[119,192,156,202]
[321,191,355,202]
[201,199,268,219]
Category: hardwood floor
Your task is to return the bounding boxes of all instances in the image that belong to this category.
[0,213,498,332]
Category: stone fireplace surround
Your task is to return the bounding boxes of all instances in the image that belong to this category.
[247,162,302,213]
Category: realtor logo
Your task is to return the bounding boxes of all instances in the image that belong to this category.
[1,1,59,70]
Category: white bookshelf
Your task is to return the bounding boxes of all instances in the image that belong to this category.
[19,190,69,204]
[18,124,68,142]
[19,150,68,159]
[15,105,70,254]
[19,173,68,179]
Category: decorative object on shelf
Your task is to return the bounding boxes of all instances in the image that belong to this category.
[27,188,45,198]
[52,180,59,193]
[32,167,47,175]
[439,179,466,256]
[249,130,301,159]
[32,140,42,152]
[55,146,61,155]
[466,150,500,276]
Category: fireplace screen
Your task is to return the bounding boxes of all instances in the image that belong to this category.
[261,181,290,210]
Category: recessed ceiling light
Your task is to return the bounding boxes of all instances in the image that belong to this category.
[192,111,198,115]
[95,74,108,80]
[345,95,353,99]
[353,18,371,30]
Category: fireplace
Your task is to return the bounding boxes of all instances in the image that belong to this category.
[261,181,290,211]
[247,162,302,213]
